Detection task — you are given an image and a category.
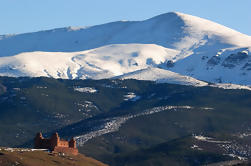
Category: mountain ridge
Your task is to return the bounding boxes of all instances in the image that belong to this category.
[1,12,250,57]
[0,12,250,87]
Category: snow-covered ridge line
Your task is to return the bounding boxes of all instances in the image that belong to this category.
[116,67,251,91]
[75,105,212,146]
[115,67,208,87]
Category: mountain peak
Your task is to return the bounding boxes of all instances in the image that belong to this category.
[147,11,184,23]
[0,12,250,87]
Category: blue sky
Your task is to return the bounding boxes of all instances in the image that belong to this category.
[0,0,250,35]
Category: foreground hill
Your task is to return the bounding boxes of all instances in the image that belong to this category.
[0,12,250,86]
[0,148,107,166]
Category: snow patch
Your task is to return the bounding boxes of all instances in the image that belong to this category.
[74,87,97,93]
[76,101,99,113]
[227,154,247,161]
[124,92,141,101]
[194,135,230,143]
[191,145,203,151]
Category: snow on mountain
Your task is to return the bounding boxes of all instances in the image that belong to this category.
[116,67,251,90]
[1,12,250,58]
[0,44,179,79]
[0,12,251,88]
[210,83,251,91]
[170,47,251,85]
[115,67,208,87]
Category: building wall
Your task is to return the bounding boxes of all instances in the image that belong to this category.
[34,132,78,155]
[54,147,78,155]
[57,140,69,147]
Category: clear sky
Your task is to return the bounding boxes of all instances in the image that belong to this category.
[0,0,250,36]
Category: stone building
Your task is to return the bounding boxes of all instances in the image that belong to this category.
[34,132,78,155]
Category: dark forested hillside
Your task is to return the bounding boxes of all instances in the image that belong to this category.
[0,77,251,165]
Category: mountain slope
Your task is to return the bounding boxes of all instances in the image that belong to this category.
[0,12,250,86]
[115,67,208,86]
[0,44,179,79]
[0,12,191,57]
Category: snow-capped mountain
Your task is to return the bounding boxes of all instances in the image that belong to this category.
[0,12,250,87]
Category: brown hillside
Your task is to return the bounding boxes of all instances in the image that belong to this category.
[0,148,108,166]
